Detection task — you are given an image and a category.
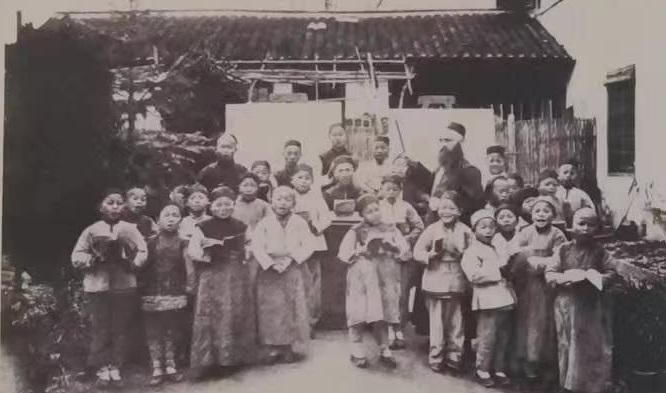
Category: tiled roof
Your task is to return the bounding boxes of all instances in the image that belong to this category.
[45,10,572,64]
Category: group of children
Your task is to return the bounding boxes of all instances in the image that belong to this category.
[71,130,618,393]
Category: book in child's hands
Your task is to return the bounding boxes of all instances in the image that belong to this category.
[201,233,244,250]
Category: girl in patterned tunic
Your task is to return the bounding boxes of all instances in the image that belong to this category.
[140,204,192,386]
[187,186,257,378]
[338,194,410,369]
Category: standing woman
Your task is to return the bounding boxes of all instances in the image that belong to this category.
[187,186,257,379]
[252,186,315,363]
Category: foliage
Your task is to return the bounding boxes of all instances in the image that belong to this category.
[2,263,89,393]
[614,288,666,372]
[3,26,126,280]
[126,129,216,188]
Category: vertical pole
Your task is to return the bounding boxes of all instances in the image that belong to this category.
[128,67,135,139]
[16,11,22,40]
[508,111,517,172]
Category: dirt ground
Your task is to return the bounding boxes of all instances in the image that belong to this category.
[5,329,548,393]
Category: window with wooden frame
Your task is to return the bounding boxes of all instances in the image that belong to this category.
[606,65,635,175]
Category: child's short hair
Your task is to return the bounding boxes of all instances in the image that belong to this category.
[292,163,314,178]
[328,123,345,135]
[538,169,559,185]
[560,158,580,169]
[272,186,296,202]
[374,135,390,146]
[486,175,508,192]
[356,194,379,213]
[530,196,557,215]
[159,203,184,218]
[494,203,519,219]
[239,172,261,186]
[217,133,238,146]
[210,186,237,201]
[381,174,403,188]
[284,139,302,149]
[251,160,271,172]
[507,173,524,188]
[100,187,124,201]
[438,190,461,207]
[486,145,506,157]
[126,186,146,198]
[471,209,495,230]
[187,183,209,199]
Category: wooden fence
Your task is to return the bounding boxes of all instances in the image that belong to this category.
[341,112,597,188]
[495,115,597,187]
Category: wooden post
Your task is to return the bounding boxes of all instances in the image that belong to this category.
[398,82,407,108]
[16,11,22,40]
[127,67,135,139]
[507,111,517,172]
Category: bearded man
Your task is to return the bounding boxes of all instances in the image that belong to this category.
[428,122,485,226]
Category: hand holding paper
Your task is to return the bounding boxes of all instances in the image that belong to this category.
[585,269,603,290]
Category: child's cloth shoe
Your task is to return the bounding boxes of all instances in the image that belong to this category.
[149,368,164,387]
[379,355,398,369]
[476,370,495,388]
[95,367,111,389]
[108,367,123,388]
[165,366,184,382]
[493,372,511,386]
[389,338,406,350]
[350,355,368,368]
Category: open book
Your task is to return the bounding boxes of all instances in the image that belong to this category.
[563,268,603,290]
[201,233,244,249]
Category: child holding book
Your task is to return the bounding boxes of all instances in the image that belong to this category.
[187,186,257,378]
[179,184,211,241]
[378,174,425,349]
[413,191,473,372]
[338,194,411,369]
[461,210,516,388]
[71,189,148,388]
[140,204,192,385]
[122,187,157,238]
[291,164,332,335]
[545,208,618,393]
[252,186,315,363]
[509,196,567,384]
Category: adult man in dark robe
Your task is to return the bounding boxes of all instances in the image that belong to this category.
[428,122,485,226]
[273,139,303,187]
[197,133,248,192]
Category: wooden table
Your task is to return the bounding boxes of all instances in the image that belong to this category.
[318,216,361,330]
